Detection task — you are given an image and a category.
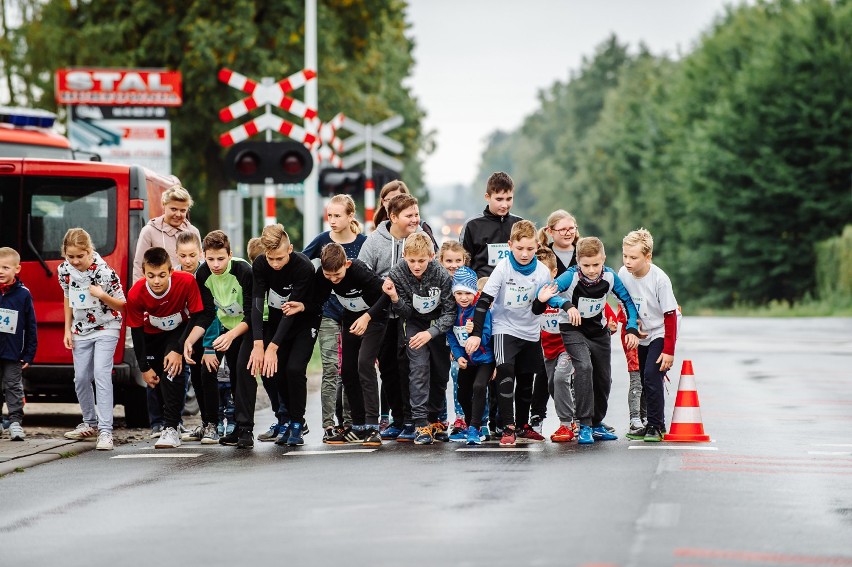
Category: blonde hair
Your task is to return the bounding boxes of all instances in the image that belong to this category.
[476,277,488,292]
[246,237,264,263]
[509,219,537,242]
[0,247,20,266]
[328,194,362,235]
[576,236,605,259]
[260,224,290,252]
[535,247,557,272]
[439,240,469,265]
[161,185,194,208]
[623,228,654,256]
[61,228,94,256]
[538,209,579,248]
[403,233,434,257]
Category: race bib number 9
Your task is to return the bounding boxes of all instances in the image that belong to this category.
[148,312,182,331]
[504,284,533,309]
[577,296,605,318]
[0,307,18,334]
[452,325,469,345]
[413,292,439,315]
[70,289,100,310]
[268,289,290,309]
[487,243,510,266]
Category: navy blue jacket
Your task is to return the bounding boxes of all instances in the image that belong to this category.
[0,279,38,363]
[446,303,494,365]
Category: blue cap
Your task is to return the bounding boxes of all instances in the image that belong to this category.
[452,266,478,294]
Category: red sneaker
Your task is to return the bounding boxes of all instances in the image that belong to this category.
[452,417,467,431]
[550,424,576,443]
[500,427,516,446]
[516,423,546,442]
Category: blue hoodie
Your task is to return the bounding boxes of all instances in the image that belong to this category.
[446,302,494,365]
[0,278,37,364]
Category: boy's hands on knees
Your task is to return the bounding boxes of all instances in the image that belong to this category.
[349,313,371,336]
[656,352,674,372]
[464,336,481,355]
[537,282,558,303]
[164,351,182,378]
[382,279,398,302]
[213,330,236,352]
[608,318,618,333]
[21,360,29,370]
[142,369,159,387]
[409,330,432,350]
[457,357,468,369]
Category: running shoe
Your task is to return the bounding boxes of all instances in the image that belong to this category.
[626,418,646,440]
[257,422,282,442]
[225,421,236,436]
[578,425,595,444]
[9,422,25,441]
[379,415,390,432]
[396,424,416,442]
[550,424,576,443]
[237,429,254,449]
[499,426,516,446]
[431,422,450,442]
[529,415,544,434]
[414,426,434,445]
[466,425,482,446]
[449,427,467,442]
[201,423,219,444]
[181,425,204,442]
[601,421,616,433]
[592,425,618,441]
[516,423,545,443]
[216,421,225,436]
[325,426,366,445]
[274,423,293,445]
[149,424,164,439]
[643,425,663,442]
[64,422,97,441]
[363,429,383,447]
[479,426,490,442]
[155,427,181,449]
[219,429,240,446]
[380,425,402,440]
[452,417,467,431]
[96,430,114,451]
[285,422,304,446]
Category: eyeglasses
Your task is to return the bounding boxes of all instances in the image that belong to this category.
[552,226,577,235]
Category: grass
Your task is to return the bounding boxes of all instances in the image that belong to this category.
[59,451,78,459]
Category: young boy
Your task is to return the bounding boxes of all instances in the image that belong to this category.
[382,233,454,445]
[466,220,553,446]
[550,237,639,444]
[127,247,203,449]
[0,247,37,441]
[619,229,680,442]
[313,243,390,446]
[183,231,254,448]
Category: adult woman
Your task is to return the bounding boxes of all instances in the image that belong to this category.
[132,185,201,283]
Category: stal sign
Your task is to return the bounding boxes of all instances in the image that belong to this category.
[55,69,183,106]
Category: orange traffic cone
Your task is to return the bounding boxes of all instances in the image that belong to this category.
[664,360,711,442]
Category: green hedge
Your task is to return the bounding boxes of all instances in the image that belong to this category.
[815,225,852,299]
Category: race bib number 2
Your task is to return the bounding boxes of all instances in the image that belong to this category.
[0,307,18,334]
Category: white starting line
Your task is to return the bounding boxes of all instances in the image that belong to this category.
[628,446,719,451]
[283,449,377,456]
[112,453,202,459]
[456,447,542,452]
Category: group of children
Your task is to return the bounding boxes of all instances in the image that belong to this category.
[0,171,681,450]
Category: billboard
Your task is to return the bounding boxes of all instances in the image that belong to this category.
[55,69,182,107]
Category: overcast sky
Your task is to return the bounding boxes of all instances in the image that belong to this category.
[405,0,739,188]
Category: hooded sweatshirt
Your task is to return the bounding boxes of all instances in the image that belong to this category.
[387,260,454,338]
[58,252,125,338]
[132,216,201,283]
[357,220,427,279]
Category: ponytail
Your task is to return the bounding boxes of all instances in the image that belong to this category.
[537,226,550,249]
[349,219,362,235]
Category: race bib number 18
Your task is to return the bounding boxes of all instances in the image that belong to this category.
[577,296,605,318]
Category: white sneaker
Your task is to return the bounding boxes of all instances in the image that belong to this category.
[181,425,203,442]
[65,422,98,440]
[154,427,181,449]
[149,424,164,439]
[96,430,114,451]
[9,422,25,441]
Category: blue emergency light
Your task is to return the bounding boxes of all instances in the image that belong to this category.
[0,107,57,128]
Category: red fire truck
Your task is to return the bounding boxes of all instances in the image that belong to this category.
[1,107,178,426]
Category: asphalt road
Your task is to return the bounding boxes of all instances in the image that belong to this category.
[1,317,851,567]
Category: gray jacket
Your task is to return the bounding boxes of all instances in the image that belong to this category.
[388,260,454,338]
[357,220,427,278]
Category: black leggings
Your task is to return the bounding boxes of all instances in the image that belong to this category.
[273,325,319,424]
[457,361,495,428]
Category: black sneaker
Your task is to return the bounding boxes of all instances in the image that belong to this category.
[363,429,382,447]
[237,429,254,448]
[644,425,662,443]
[325,426,366,445]
[322,426,336,443]
[219,429,240,446]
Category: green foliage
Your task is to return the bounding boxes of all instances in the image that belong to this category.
[815,225,852,300]
[3,0,425,245]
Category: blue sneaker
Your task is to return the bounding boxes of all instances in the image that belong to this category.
[396,424,416,442]
[225,421,236,435]
[414,425,434,445]
[479,426,490,441]
[381,425,402,440]
[257,422,282,442]
[286,421,304,446]
[449,427,467,442]
[275,422,293,445]
[592,425,618,441]
[578,425,595,444]
[216,421,225,436]
[466,425,482,446]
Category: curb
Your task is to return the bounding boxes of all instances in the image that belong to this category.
[0,439,96,477]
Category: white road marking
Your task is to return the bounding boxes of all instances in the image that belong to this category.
[807,451,852,456]
[282,449,378,455]
[111,453,202,459]
[456,447,543,452]
[813,443,852,448]
[136,445,225,450]
[628,446,718,451]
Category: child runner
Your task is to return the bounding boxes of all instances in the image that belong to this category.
[550,237,639,444]
[446,266,494,446]
[58,229,125,450]
[183,231,254,448]
[314,243,390,446]
[382,232,454,445]
[0,247,37,442]
[303,194,366,441]
[466,220,553,446]
[619,228,680,442]
[246,225,320,447]
[127,247,203,449]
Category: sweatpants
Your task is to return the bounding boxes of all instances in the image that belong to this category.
[72,334,119,432]
[341,312,387,427]
[545,352,575,423]
[561,328,611,427]
[227,335,255,432]
[318,316,342,428]
[493,334,544,428]
[456,360,495,429]
[638,338,667,430]
[144,331,186,430]
[272,322,320,426]
[201,333,244,427]
[430,338,452,423]
[404,318,449,427]
[187,344,207,424]
[378,317,410,426]
[530,361,550,419]
[0,359,24,424]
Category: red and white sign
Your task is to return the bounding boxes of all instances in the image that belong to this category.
[55,69,183,106]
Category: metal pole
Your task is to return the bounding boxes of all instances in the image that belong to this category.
[303,0,320,244]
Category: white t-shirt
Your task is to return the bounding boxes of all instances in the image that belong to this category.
[482,257,553,342]
[617,264,679,346]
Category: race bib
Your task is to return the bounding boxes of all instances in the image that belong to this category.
[0,308,18,334]
[413,292,439,315]
[487,243,511,266]
[69,288,100,310]
[452,325,469,344]
[215,299,243,317]
[503,284,533,309]
[148,312,182,331]
[335,293,369,312]
[630,296,644,317]
[577,296,605,318]
[541,311,562,333]
[268,289,290,309]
